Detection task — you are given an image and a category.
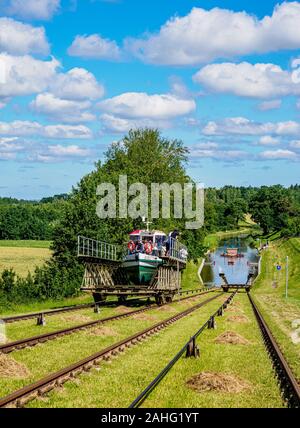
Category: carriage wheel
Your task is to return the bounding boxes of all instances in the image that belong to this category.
[155,295,166,306]
[118,295,127,304]
[165,295,173,303]
[93,292,107,303]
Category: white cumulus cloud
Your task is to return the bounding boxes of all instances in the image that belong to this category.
[258,99,282,111]
[290,140,300,148]
[50,68,105,100]
[68,34,121,60]
[1,0,60,21]
[98,92,196,120]
[193,62,300,98]
[100,114,171,133]
[48,144,91,157]
[202,117,300,136]
[0,54,60,98]
[126,3,300,65]
[0,18,49,55]
[257,136,280,146]
[0,121,93,139]
[189,147,250,162]
[259,149,298,160]
[30,93,95,123]
[0,54,104,104]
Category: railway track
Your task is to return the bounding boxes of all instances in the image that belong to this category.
[248,293,300,408]
[129,291,300,409]
[0,289,217,354]
[129,291,237,408]
[1,288,206,324]
[0,291,224,408]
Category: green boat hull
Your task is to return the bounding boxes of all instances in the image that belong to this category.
[122,255,162,285]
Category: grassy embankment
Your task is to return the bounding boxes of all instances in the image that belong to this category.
[252,237,300,381]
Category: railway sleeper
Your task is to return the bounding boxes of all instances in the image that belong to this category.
[38,382,56,395]
[56,375,71,386]
[17,391,39,408]
[83,362,94,371]
[71,368,83,377]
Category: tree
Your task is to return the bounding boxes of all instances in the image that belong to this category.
[249,185,293,235]
[51,128,205,264]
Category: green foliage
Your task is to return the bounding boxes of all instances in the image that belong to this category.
[0,197,67,240]
[249,185,297,235]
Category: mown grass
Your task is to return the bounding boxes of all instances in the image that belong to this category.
[0,240,52,249]
[0,246,52,277]
[3,294,177,342]
[0,293,95,318]
[26,292,283,408]
[253,237,300,380]
[181,261,203,290]
[142,293,283,408]
[0,292,223,399]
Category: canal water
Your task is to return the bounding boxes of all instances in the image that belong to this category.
[201,235,259,287]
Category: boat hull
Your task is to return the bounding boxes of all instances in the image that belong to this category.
[122,253,162,285]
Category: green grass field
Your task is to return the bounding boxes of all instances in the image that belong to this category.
[22,293,283,408]
[0,240,52,249]
[253,237,300,380]
[0,293,223,399]
[0,244,52,277]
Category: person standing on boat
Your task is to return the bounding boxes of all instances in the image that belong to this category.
[166,230,179,256]
[136,240,144,253]
[152,242,159,256]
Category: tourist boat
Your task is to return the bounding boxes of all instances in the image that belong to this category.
[122,228,187,285]
[122,229,167,284]
[221,247,244,258]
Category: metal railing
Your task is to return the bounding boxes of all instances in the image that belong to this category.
[167,237,188,262]
[77,236,122,261]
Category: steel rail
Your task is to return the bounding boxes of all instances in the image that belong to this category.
[0,292,223,408]
[1,288,207,324]
[0,290,219,354]
[248,292,300,408]
[129,292,237,408]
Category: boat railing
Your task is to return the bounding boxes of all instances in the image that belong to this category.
[168,237,188,262]
[77,236,123,261]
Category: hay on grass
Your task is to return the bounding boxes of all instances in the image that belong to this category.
[215,331,250,345]
[88,326,116,337]
[0,354,30,378]
[116,306,131,314]
[61,314,92,323]
[132,313,157,321]
[227,315,249,323]
[186,371,252,393]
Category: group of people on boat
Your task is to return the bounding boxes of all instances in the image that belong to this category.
[127,229,188,260]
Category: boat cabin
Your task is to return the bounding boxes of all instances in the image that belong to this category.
[129,230,166,245]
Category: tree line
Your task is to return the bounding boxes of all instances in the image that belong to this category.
[0,195,68,240]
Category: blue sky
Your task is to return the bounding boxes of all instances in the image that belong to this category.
[1,0,300,199]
